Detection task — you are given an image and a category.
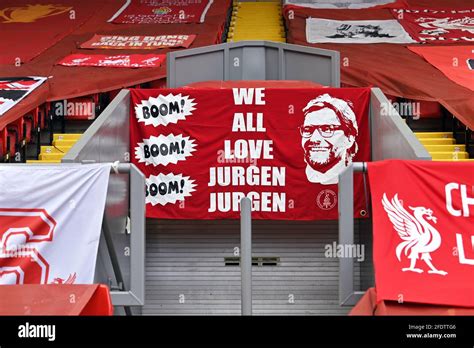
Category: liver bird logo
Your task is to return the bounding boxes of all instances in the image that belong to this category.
[0,4,72,23]
[382,193,447,276]
[416,16,474,36]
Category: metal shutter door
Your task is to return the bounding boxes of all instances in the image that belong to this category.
[143,220,365,315]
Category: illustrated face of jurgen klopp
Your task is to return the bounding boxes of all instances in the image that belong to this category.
[300,94,358,183]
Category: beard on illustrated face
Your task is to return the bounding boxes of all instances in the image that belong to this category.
[301,107,355,175]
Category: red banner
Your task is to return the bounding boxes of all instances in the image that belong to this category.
[393,9,474,43]
[80,34,196,50]
[408,45,474,92]
[111,0,214,24]
[369,160,474,307]
[0,1,96,65]
[57,54,166,68]
[130,87,371,220]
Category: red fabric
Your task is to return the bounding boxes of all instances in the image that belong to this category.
[284,0,408,13]
[408,45,474,92]
[283,2,474,130]
[392,9,474,43]
[350,288,474,315]
[80,34,196,49]
[185,80,325,89]
[368,160,474,308]
[112,0,214,24]
[418,100,442,118]
[130,87,370,220]
[57,53,166,68]
[349,288,377,315]
[0,0,95,65]
[80,284,114,316]
[0,0,231,131]
[0,284,110,315]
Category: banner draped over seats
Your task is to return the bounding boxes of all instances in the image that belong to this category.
[0,164,111,285]
[368,160,474,308]
[284,0,408,10]
[393,9,474,43]
[408,45,474,92]
[57,53,166,68]
[0,0,96,65]
[305,18,415,44]
[0,0,231,131]
[80,34,196,49]
[283,0,474,130]
[130,87,370,220]
[110,0,215,24]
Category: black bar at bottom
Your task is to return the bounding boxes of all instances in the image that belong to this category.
[0,316,472,346]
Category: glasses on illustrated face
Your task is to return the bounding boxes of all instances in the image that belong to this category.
[299,124,342,139]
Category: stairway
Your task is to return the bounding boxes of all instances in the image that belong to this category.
[415,132,473,161]
[227,2,285,43]
[26,133,82,164]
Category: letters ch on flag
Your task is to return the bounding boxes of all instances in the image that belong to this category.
[369,160,474,307]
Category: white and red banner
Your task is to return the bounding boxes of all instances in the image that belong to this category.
[80,34,196,50]
[0,76,46,116]
[110,0,214,24]
[0,164,110,285]
[284,0,407,10]
[57,54,166,68]
[393,9,474,43]
[130,87,371,220]
[369,160,474,307]
[306,18,416,44]
[408,45,474,92]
